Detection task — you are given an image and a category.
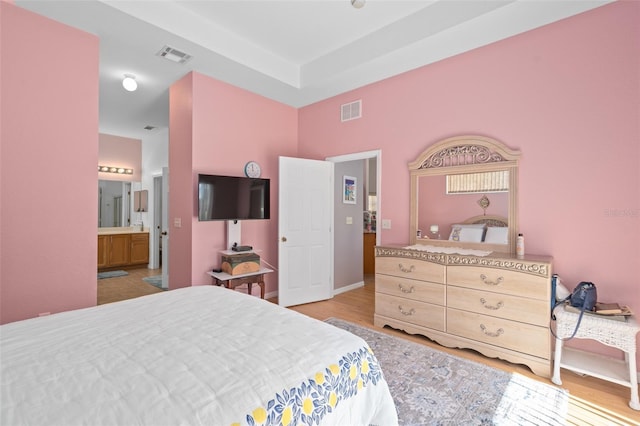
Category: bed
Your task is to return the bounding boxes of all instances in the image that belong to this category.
[1,286,398,425]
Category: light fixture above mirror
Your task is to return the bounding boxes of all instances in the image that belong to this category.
[98,165,134,175]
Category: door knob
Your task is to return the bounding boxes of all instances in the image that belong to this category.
[281,236,287,242]
[161,231,168,236]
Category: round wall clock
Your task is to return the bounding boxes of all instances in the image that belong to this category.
[244,161,261,178]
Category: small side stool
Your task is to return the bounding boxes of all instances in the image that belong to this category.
[551,307,639,411]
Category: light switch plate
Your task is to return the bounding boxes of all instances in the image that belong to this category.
[346,216,353,225]
[382,219,391,229]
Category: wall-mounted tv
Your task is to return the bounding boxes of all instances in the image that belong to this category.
[198,174,270,221]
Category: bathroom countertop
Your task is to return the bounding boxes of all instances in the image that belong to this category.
[98,227,149,235]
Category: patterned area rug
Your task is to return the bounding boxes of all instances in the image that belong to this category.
[97,270,128,279]
[142,275,165,290]
[326,318,569,426]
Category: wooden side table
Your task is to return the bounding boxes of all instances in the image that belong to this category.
[551,306,639,410]
[207,268,273,299]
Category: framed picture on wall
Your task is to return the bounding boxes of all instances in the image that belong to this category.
[343,175,357,204]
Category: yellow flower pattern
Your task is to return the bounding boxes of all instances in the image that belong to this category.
[252,408,267,424]
[241,345,383,426]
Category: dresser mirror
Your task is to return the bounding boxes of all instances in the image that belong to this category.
[409,135,521,254]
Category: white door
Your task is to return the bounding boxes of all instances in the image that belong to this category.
[161,167,169,289]
[278,157,333,307]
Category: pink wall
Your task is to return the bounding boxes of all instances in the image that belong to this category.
[0,2,99,323]
[98,133,142,182]
[169,72,298,293]
[298,2,639,360]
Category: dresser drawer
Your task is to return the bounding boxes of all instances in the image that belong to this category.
[376,256,445,283]
[447,266,548,301]
[376,293,445,331]
[447,286,548,326]
[447,308,549,359]
[376,274,445,305]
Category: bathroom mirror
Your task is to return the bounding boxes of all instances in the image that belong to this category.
[409,135,521,254]
[98,180,133,227]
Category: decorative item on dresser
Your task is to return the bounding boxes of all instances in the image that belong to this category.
[374,246,553,378]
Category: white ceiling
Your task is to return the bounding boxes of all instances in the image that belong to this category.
[16,0,611,139]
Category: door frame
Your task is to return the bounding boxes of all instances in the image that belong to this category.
[326,149,382,248]
[150,173,162,269]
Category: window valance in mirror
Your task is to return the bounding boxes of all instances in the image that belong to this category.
[446,170,509,194]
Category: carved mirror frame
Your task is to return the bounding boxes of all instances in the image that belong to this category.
[409,135,521,254]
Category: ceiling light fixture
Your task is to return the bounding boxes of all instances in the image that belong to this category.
[122,74,138,92]
[351,0,365,9]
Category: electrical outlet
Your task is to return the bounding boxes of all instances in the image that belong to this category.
[174,217,182,228]
[346,216,353,225]
[382,219,391,229]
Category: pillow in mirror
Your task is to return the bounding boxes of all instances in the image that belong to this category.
[484,226,508,244]
[449,226,485,242]
[449,223,486,241]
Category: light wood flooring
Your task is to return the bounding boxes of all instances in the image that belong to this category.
[97,267,164,305]
[99,269,639,424]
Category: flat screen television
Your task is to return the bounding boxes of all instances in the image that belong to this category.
[198,174,270,221]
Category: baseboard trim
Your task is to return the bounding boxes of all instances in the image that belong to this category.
[264,281,364,301]
[334,281,364,295]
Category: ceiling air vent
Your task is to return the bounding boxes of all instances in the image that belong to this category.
[143,125,156,131]
[156,45,192,64]
[341,100,362,122]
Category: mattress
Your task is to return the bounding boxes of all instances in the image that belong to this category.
[1,286,397,425]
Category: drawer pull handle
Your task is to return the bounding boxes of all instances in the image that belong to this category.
[480,274,503,286]
[480,324,504,337]
[398,264,415,273]
[479,298,504,310]
[398,284,415,294]
[398,306,415,316]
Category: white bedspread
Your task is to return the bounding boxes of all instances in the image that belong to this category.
[1,286,397,426]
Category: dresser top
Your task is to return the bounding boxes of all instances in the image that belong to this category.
[376,245,552,278]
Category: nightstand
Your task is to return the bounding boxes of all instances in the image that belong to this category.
[551,307,639,410]
[208,268,273,299]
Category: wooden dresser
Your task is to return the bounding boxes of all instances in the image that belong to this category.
[374,246,553,377]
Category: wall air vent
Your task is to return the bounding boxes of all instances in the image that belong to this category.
[156,45,192,64]
[341,100,362,122]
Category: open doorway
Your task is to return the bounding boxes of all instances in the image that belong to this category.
[326,150,381,293]
[150,167,169,289]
